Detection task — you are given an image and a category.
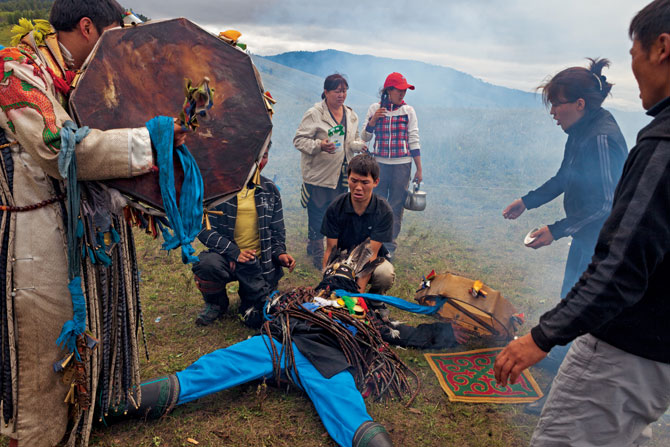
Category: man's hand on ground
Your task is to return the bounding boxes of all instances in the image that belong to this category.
[494,333,547,387]
[279,253,296,272]
[452,324,470,345]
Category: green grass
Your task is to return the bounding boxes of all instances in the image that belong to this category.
[86,222,536,447]
[78,182,670,446]
[0,23,12,47]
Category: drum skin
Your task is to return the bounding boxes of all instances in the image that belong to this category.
[69,18,272,210]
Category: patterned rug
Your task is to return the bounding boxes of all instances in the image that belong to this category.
[425,348,543,403]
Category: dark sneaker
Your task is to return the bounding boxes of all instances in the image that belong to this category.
[195,303,224,326]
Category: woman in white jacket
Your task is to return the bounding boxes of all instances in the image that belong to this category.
[362,72,423,257]
[293,74,366,268]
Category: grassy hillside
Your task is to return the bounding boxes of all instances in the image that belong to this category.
[0,23,10,46]
[80,55,665,446]
[0,18,665,446]
[0,0,52,47]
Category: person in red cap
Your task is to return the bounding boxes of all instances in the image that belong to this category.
[362,72,422,258]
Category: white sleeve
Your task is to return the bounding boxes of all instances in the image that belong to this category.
[407,105,420,150]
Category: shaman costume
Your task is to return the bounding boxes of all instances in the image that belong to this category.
[111,243,460,447]
[0,30,153,446]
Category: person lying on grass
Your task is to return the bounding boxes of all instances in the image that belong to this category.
[105,241,467,447]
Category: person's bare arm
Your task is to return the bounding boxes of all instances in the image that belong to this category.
[323,238,338,271]
[412,155,423,183]
[356,240,384,292]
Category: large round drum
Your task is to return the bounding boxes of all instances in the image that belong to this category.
[69,18,272,211]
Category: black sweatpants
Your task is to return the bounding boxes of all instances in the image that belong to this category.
[192,250,274,311]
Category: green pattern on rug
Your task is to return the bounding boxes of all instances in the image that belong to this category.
[425,348,543,403]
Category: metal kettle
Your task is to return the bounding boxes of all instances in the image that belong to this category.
[404,181,427,211]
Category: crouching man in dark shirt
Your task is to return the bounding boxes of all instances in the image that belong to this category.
[321,154,395,293]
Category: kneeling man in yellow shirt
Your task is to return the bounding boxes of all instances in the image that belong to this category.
[192,145,295,327]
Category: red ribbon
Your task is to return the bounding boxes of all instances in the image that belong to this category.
[46,66,75,95]
[356,297,369,313]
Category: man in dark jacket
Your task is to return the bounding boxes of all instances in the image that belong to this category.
[495,1,670,445]
[192,145,295,326]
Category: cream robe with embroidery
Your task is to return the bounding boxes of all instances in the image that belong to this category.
[0,32,153,447]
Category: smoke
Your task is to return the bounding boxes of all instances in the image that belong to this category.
[127,0,667,439]
[253,50,650,314]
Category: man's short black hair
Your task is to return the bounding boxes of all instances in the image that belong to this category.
[50,0,124,33]
[347,153,380,181]
[629,0,670,50]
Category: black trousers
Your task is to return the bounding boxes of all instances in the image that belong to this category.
[375,162,411,242]
[192,251,274,311]
[305,183,346,241]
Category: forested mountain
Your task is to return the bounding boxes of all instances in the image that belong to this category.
[0,0,52,25]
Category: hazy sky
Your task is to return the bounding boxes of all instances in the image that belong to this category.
[130,0,651,111]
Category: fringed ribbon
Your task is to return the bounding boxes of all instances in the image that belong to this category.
[45,66,76,96]
[146,116,203,264]
[91,227,119,267]
[56,120,90,359]
[334,289,447,315]
[55,277,87,355]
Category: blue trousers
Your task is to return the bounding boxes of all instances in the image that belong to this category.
[549,236,599,369]
[176,335,372,447]
[560,236,597,300]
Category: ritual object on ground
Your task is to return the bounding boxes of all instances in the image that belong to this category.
[69,18,272,212]
[415,272,520,342]
[425,348,543,403]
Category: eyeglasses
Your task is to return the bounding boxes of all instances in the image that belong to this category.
[550,100,576,108]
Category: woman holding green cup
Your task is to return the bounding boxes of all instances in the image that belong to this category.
[294,74,366,268]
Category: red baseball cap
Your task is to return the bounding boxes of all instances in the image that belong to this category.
[383,72,415,90]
